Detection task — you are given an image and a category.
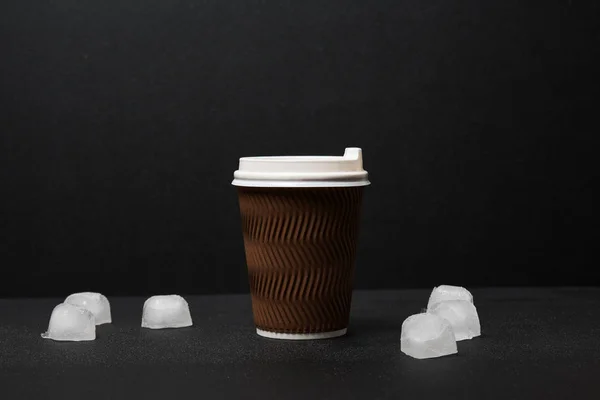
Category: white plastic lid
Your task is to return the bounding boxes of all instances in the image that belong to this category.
[232,147,370,188]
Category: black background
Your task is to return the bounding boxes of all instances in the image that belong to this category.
[1,0,597,297]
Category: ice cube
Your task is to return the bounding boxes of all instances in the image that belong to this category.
[65,292,112,325]
[401,313,457,359]
[141,295,193,329]
[427,285,474,310]
[430,300,481,341]
[41,303,96,341]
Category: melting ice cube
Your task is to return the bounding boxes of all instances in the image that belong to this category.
[41,303,96,341]
[429,300,481,341]
[141,295,193,329]
[401,313,457,359]
[65,292,112,325]
[427,285,474,310]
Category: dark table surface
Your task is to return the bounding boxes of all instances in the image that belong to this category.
[1,288,599,399]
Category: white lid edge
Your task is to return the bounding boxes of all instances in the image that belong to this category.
[232,179,370,188]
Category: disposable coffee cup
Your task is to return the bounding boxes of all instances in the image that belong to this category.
[232,148,370,340]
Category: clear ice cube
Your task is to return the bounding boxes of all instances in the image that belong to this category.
[41,303,96,341]
[401,313,458,359]
[427,285,474,310]
[141,295,193,329]
[430,300,481,341]
[65,292,112,325]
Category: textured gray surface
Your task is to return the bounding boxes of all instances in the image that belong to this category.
[1,288,599,399]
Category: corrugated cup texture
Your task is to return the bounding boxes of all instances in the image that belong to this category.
[238,187,363,334]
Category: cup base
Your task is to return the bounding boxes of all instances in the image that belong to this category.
[256,328,347,340]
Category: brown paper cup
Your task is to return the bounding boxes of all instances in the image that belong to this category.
[238,186,364,339]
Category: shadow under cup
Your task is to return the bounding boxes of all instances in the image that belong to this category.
[238,186,364,339]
